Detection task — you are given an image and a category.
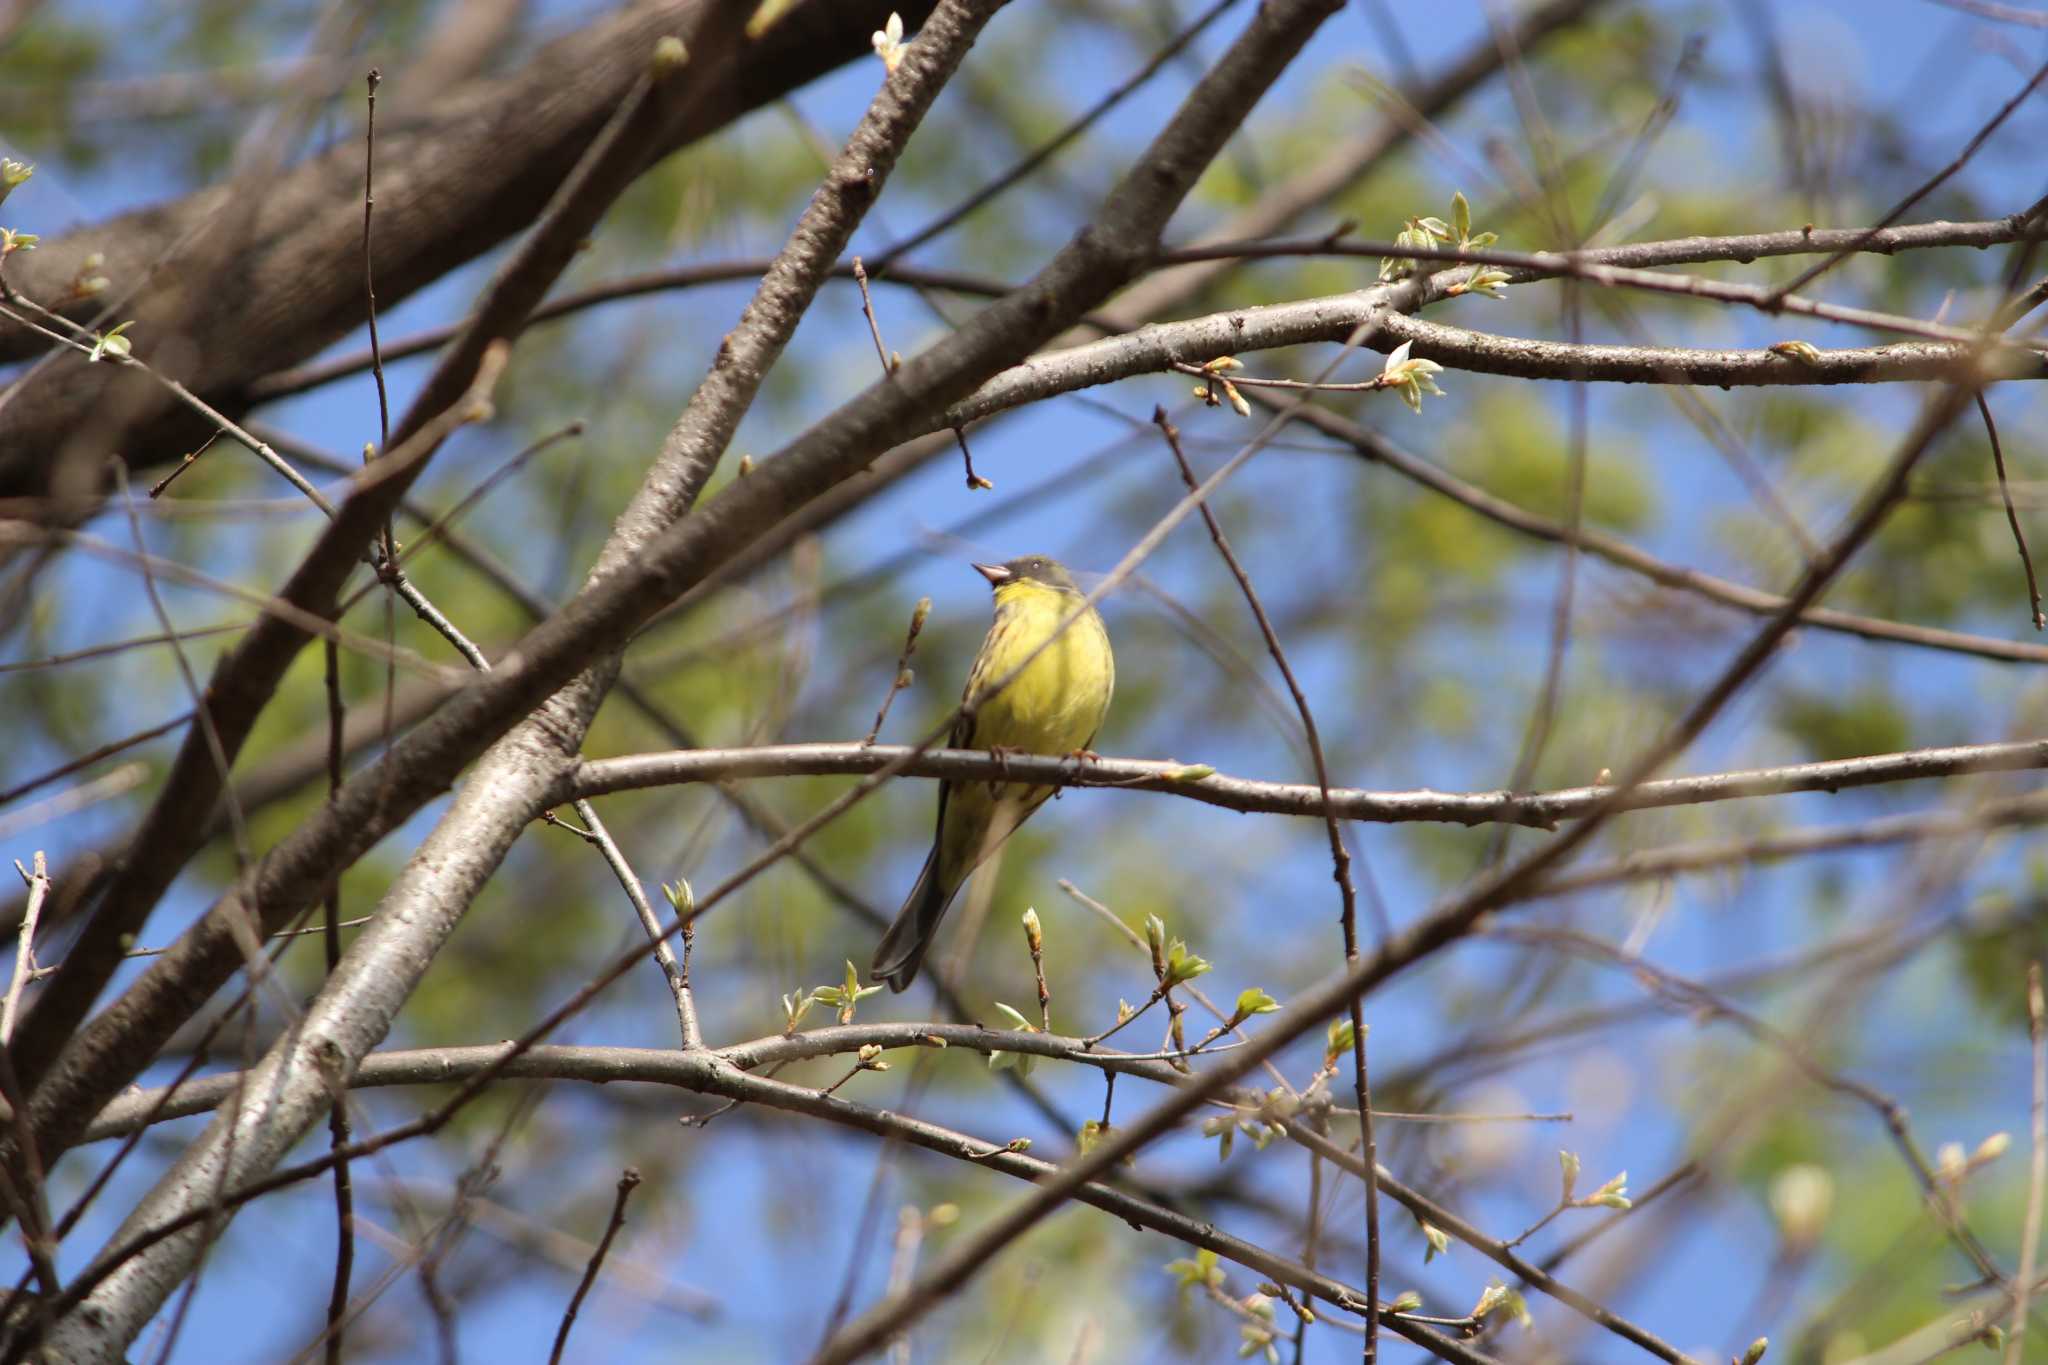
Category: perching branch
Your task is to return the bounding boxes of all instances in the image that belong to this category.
[568,736,2048,828]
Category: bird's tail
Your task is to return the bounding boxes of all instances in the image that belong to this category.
[872,846,954,992]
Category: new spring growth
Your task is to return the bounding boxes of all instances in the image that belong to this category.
[987,1002,1040,1077]
[661,879,694,915]
[0,227,36,258]
[1199,1108,1277,1161]
[1420,1220,1450,1264]
[70,252,109,299]
[1226,987,1280,1028]
[650,34,688,77]
[1324,1017,1358,1067]
[1388,1290,1423,1314]
[1144,914,1168,978]
[1579,1170,1630,1210]
[1078,1118,1121,1157]
[811,961,882,1025]
[1165,1248,1226,1296]
[1559,1149,1581,1202]
[1768,340,1823,366]
[871,11,907,74]
[1379,190,1501,287]
[1189,356,1249,417]
[1162,938,1210,987]
[781,989,817,1034]
[1767,1164,1832,1250]
[1021,906,1042,954]
[0,158,30,208]
[1378,340,1444,413]
[1935,1132,2009,1182]
[1239,1301,1281,1365]
[88,321,136,363]
[1739,1337,1769,1365]
[1471,1281,1532,1329]
[856,1043,889,1072]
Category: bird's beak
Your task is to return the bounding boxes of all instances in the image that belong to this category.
[972,561,1012,587]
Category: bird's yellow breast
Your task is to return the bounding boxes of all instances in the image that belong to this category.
[971,580,1114,756]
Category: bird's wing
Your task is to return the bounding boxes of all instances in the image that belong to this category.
[922,692,981,854]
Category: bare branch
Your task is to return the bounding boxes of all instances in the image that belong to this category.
[570,736,2048,827]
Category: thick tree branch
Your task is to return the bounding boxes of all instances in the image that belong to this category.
[0,0,941,500]
[244,209,2048,404]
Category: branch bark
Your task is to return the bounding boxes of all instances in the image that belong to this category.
[568,737,2048,827]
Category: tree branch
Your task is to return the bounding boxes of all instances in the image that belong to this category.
[569,736,2048,827]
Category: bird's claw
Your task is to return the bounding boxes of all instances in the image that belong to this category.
[986,744,1023,796]
[1051,748,1101,799]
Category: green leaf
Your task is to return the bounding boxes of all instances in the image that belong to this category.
[1325,1018,1356,1060]
[1420,1221,1449,1263]
[1233,987,1281,1020]
[1164,941,1210,985]
[991,1001,1034,1030]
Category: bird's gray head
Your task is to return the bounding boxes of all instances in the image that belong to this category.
[972,555,1083,594]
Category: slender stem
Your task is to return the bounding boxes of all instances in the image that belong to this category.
[2007,964,2047,1365]
[548,1168,641,1365]
[1976,391,2044,629]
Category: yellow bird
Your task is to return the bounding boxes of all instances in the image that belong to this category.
[872,556,1115,991]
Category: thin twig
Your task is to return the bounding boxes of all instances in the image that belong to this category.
[147,430,223,499]
[1975,390,2044,629]
[851,257,895,376]
[550,803,702,1050]
[2008,963,2047,1365]
[1025,909,1050,1034]
[863,597,930,746]
[1,853,46,1045]
[320,639,355,1365]
[361,67,391,458]
[1484,282,1588,878]
[548,1167,641,1365]
[851,255,987,492]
